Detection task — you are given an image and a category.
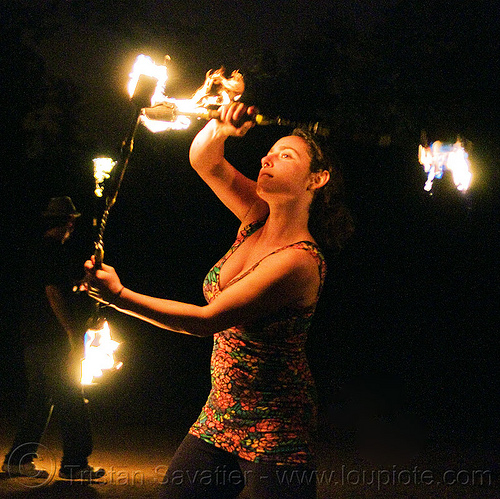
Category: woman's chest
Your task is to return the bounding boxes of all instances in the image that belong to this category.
[218,238,261,290]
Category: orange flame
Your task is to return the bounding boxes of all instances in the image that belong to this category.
[81,321,122,385]
[191,68,244,107]
[127,54,168,105]
[127,55,245,132]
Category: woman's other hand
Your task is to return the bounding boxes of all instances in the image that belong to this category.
[84,255,123,305]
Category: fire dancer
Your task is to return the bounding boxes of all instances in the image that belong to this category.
[85,103,353,498]
[2,197,105,481]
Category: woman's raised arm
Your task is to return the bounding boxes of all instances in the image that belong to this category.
[189,102,268,222]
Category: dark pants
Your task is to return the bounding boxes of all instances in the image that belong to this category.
[159,433,317,499]
[5,344,93,469]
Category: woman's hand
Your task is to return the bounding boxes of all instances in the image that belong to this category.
[84,255,124,305]
[215,102,257,137]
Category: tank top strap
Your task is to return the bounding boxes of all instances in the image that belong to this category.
[225,239,327,294]
[240,219,266,241]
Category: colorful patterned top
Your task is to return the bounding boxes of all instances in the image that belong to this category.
[189,219,327,465]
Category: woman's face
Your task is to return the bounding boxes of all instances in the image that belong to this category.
[257,135,314,200]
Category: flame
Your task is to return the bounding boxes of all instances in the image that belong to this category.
[127,54,188,130]
[418,140,472,192]
[140,110,191,132]
[81,321,122,385]
[190,68,244,107]
[127,55,244,132]
[93,157,116,197]
[128,54,168,105]
[447,143,472,192]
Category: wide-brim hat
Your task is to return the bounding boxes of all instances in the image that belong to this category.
[42,196,81,218]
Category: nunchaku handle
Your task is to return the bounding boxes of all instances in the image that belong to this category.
[73,245,102,295]
[94,243,104,270]
[142,104,329,136]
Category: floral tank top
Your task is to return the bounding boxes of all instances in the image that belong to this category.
[189,220,327,465]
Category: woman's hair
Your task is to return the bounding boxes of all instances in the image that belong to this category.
[292,128,354,252]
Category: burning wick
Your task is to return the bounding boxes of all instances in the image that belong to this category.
[128,54,168,106]
[418,140,472,192]
[128,54,243,132]
[93,157,117,197]
[81,320,122,385]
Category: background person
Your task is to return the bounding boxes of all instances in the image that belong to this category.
[2,196,105,481]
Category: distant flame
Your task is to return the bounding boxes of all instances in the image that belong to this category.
[81,321,122,385]
[93,157,116,197]
[418,140,472,192]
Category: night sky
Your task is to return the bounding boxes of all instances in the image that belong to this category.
[1,0,498,463]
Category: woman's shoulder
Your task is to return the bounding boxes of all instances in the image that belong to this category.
[269,242,327,293]
[253,242,323,281]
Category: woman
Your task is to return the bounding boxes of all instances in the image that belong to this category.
[85,102,352,498]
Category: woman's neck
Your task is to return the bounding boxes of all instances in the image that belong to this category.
[259,198,313,246]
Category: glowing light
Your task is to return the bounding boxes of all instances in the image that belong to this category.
[93,157,116,197]
[418,140,472,192]
[140,110,192,132]
[130,58,245,133]
[127,54,168,105]
[81,321,122,385]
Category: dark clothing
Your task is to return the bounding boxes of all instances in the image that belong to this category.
[159,433,317,499]
[5,234,93,469]
[20,236,78,346]
[6,345,92,468]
